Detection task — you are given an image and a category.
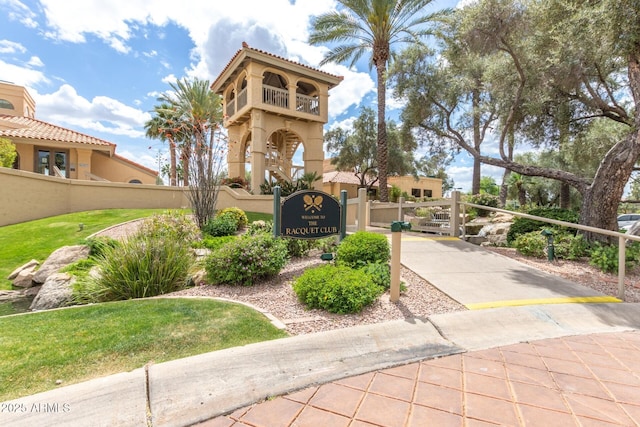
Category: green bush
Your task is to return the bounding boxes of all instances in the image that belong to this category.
[507,207,579,244]
[293,264,384,314]
[468,193,499,217]
[359,262,391,289]
[589,242,640,273]
[513,232,547,258]
[76,235,194,302]
[202,215,238,237]
[246,220,273,235]
[336,231,390,268]
[286,238,318,258]
[205,234,289,286]
[216,207,248,230]
[196,235,238,251]
[138,211,200,244]
[84,236,120,257]
[553,233,591,260]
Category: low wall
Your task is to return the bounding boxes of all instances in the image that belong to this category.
[0,169,274,226]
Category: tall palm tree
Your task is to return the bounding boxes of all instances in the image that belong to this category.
[158,78,222,186]
[144,102,181,186]
[309,0,448,202]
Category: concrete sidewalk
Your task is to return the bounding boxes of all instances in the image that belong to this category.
[2,233,639,427]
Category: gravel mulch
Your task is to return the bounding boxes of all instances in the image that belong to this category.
[96,222,640,336]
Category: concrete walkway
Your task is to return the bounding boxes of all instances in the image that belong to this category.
[2,233,640,427]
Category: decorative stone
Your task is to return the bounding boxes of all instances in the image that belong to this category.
[7,259,39,280]
[32,245,90,284]
[12,266,37,288]
[29,273,75,311]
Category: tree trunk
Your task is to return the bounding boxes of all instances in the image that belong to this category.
[559,182,571,209]
[472,88,481,195]
[376,62,389,202]
[499,169,510,207]
[169,139,177,186]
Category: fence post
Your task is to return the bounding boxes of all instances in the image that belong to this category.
[273,186,281,238]
[340,190,347,241]
[618,235,626,301]
[398,197,404,221]
[450,191,460,237]
[358,187,367,231]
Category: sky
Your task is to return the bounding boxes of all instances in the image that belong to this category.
[0,0,497,191]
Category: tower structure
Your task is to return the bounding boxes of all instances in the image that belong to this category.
[211,43,342,193]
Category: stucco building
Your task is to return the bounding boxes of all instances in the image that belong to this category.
[0,81,157,184]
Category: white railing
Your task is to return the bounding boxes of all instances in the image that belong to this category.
[296,94,319,115]
[262,85,288,109]
[225,98,235,117]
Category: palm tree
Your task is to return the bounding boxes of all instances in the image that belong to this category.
[157,78,222,187]
[144,102,181,186]
[309,0,448,202]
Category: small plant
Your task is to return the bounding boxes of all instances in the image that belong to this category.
[84,236,120,257]
[359,262,391,289]
[76,235,194,302]
[205,234,289,286]
[513,231,547,258]
[390,185,402,203]
[336,231,390,268]
[202,215,238,237]
[216,207,248,230]
[138,211,200,244]
[292,264,383,314]
[589,242,640,273]
[507,207,579,244]
[246,220,273,235]
[221,176,248,188]
[195,235,238,251]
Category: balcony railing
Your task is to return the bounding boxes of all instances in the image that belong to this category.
[226,98,235,117]
[237,87,247,110]
[262,85,289,109]
[296,94,319,115]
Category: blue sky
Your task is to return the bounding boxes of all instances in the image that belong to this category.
[0,0,495,190]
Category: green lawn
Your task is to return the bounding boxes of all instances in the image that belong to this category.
[0,209,178,289]
[0,298,288,401]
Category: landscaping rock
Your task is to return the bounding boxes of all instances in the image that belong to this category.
[0,290,26,302]
[478,222,512,246]
[627,221,640,237]
[12,266,37,288]
[32,245,90,284]
[8,259,39,280]
[30,273,75,311]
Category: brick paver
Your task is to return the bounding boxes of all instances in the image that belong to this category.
[197,331,640,426]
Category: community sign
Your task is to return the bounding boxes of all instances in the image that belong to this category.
[280,190,341,239]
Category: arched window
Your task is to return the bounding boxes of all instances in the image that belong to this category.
[262,71,289,109]
[0,99,14,110]
[129,179,142,184]
[12,153,19,169]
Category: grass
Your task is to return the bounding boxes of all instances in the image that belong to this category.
[0,298,288,401]
[0,209,173,289]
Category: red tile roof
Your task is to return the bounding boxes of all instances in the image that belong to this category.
[211,42,343,92]
[0,114,114,148]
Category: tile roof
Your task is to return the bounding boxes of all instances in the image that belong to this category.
[0,114,114,148]
[211,42,343,92]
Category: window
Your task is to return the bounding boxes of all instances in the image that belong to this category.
[423,189,433,198]
[411,188,421,198]
[129,179,142,184]
[0,99,14,110]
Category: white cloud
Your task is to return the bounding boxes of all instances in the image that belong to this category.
[320,64,375,119]
[3,0,38,28]
[27,56,44,67]
[0,39,26,54]
[34,84,151,139]
[0,59,49,86]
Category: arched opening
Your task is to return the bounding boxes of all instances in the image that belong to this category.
[0,99,14,110]
[12,153,19,169]
[265,129,304,183]
[129,179,142,184]
[262,71,289,109]
[295,80,319,115]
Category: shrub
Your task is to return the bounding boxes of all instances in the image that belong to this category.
[359,262,391,289]
[197,235,237,251]
[138,211,200,244]
[205,234,289,286]
[336,231,390,268]
[589,242,640,273]
[78,235,194,302]
[468,193,499,217]
[202,215,237,237]
[247,220,273,235]
[84,236,120,257]
[507,207,579,244]
[216,207,248,230]
[286,238,317,258]
[292,264,383,314]
[552,233,591,260]
[513,231,547,258]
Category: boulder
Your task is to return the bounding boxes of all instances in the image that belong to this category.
[12,266,37,288]
[29,273,75,311]
[7,259,39,280]
[32,245,90,284]
[478,222,512,246]
[627,221,640,237]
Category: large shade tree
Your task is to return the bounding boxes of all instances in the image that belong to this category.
[144,102,183,186]
[394,0,640,240]
[309,0,449,202]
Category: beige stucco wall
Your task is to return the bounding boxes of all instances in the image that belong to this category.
[0,168,276,226]
[91,152,157,184]
[388,176,443,199]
